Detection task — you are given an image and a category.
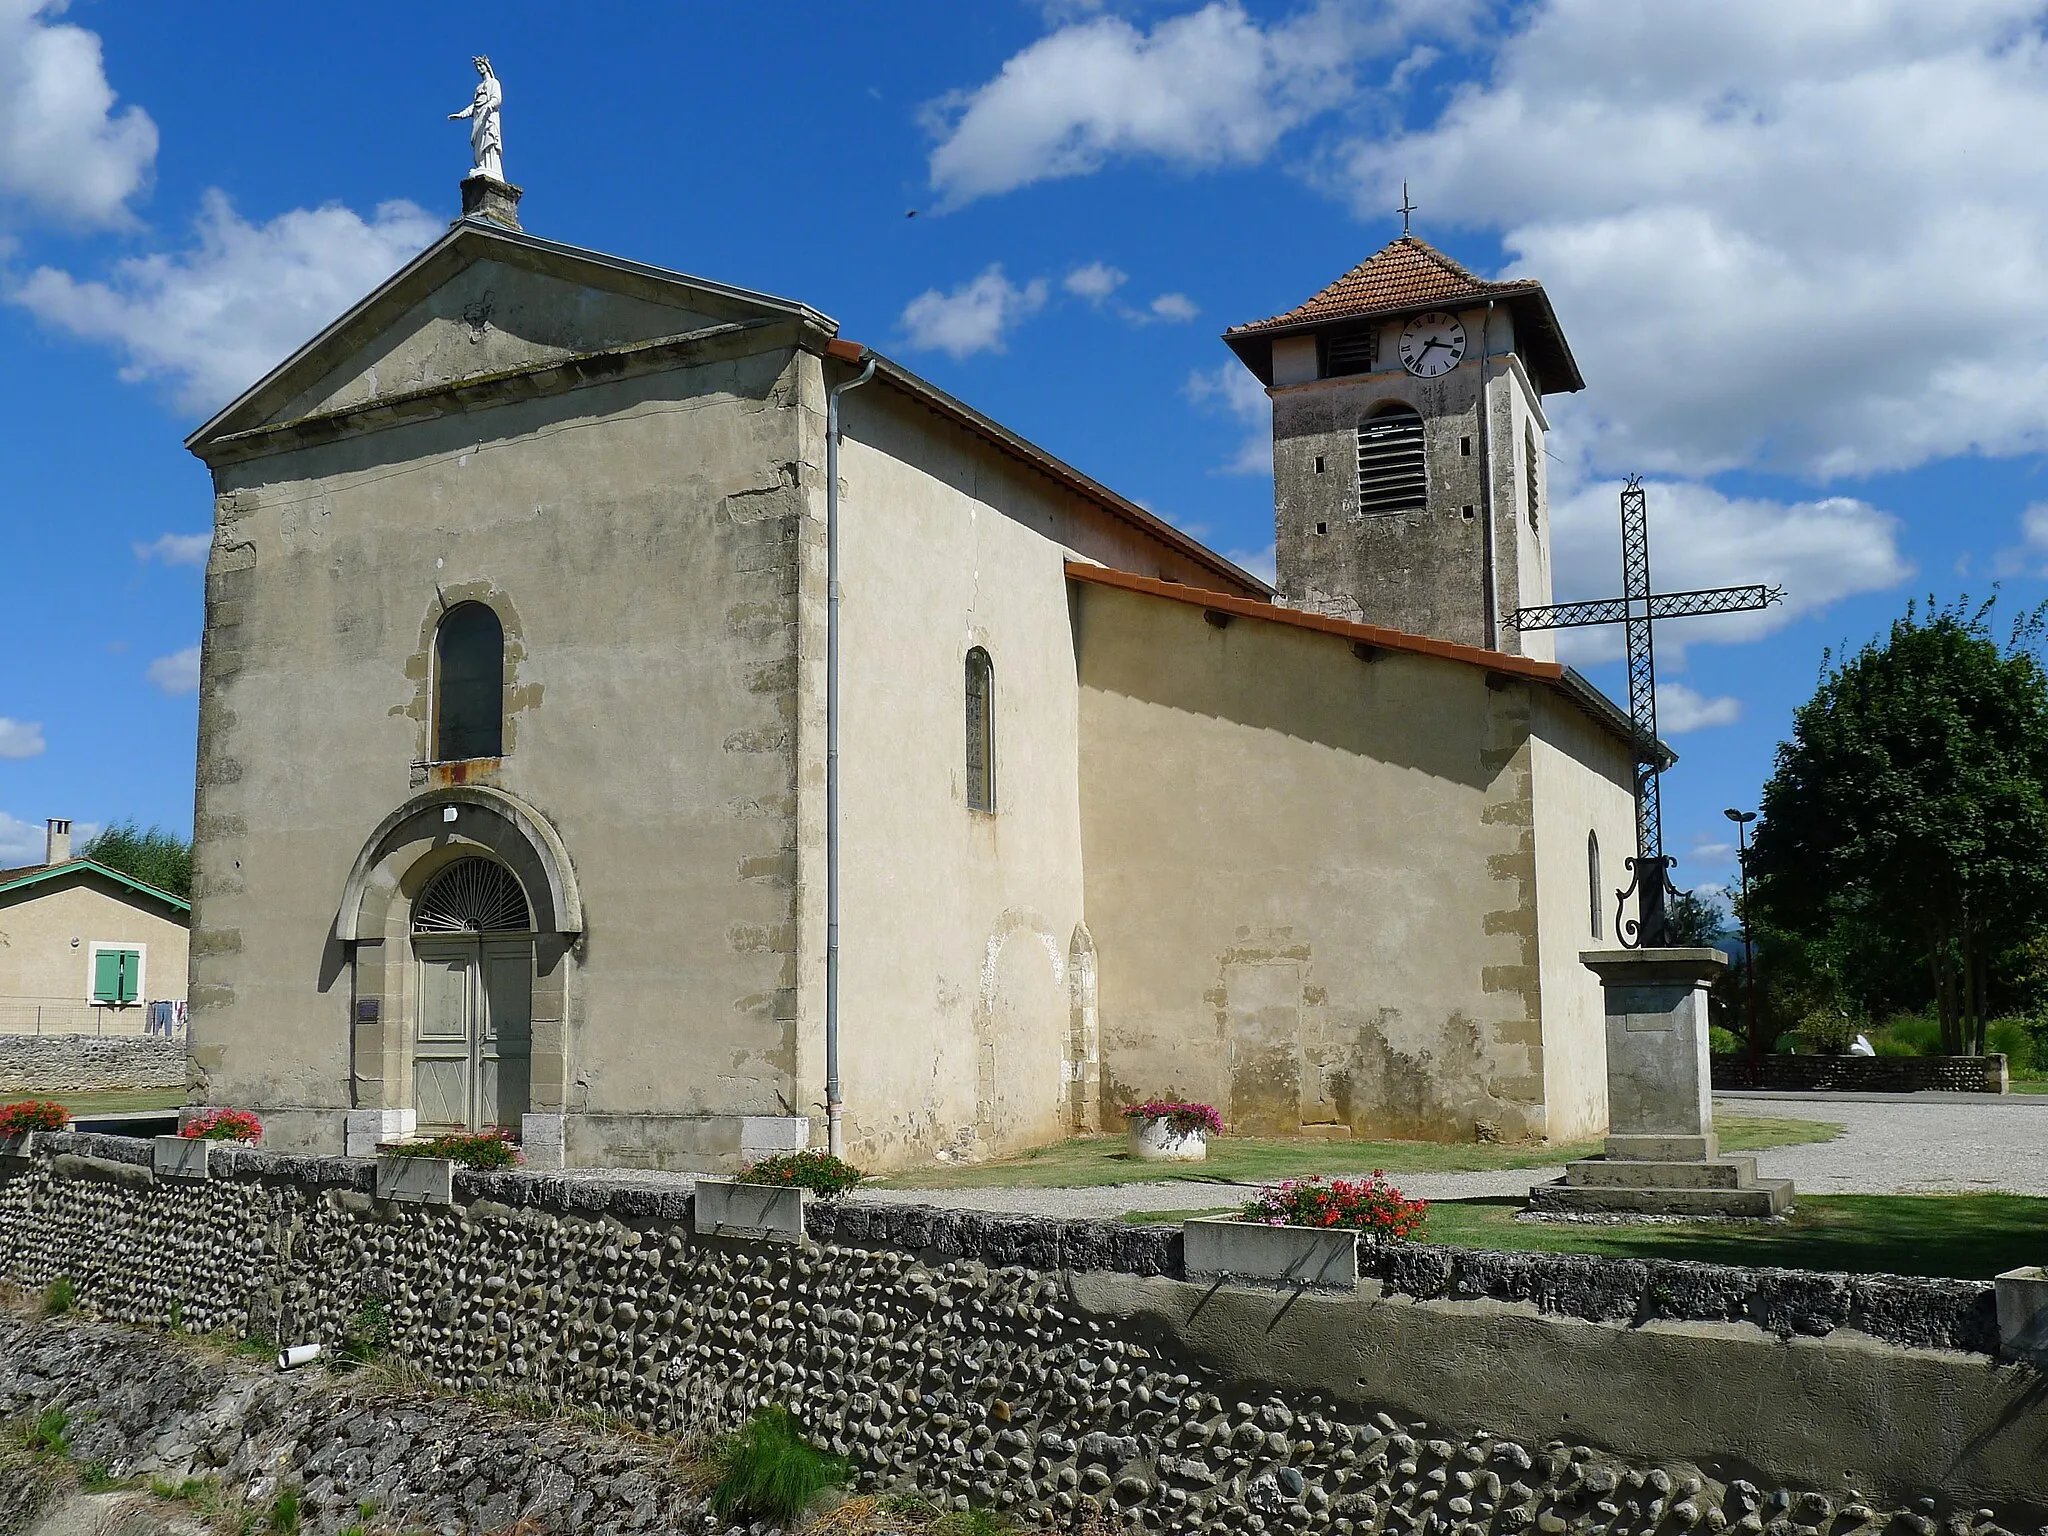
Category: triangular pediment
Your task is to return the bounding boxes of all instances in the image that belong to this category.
[189,221,835,451]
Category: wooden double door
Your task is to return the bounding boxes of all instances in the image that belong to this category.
[413,937,532,1132]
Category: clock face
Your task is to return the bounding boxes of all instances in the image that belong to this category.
[1398,311,1468,377]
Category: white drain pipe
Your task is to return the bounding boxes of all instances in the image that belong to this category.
[825,346,876,1160]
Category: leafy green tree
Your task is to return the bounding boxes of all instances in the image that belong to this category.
[79,821,192,901]
[1750,597,2048,1055]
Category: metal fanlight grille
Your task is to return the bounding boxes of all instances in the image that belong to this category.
[412,858,531,934]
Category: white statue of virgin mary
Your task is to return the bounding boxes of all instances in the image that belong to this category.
[449,56,504,182]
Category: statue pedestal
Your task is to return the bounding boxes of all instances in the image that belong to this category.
[1528,948,1793,1218]
[460,174,523,231]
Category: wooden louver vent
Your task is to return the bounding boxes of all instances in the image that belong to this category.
[413,857,531,934]
[1324,328,1376,377]
[1355,408,1428,517]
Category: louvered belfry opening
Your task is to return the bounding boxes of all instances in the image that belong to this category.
[413,857,532,934]
[1355,404,1428,517]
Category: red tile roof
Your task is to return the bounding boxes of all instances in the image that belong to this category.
[1226,236,1539,337]
[1223,235,1585,395]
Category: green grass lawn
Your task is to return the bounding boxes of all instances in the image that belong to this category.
[878,1114,1840,1190]
[1118,1192,2046,1280]
[45,1089,183,1117]
[2011,1079,2048,1094]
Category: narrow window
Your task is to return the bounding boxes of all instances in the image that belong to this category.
[1525,423,1541,529]
[1588,831,1603,940]
[1355,404,1427,517]
[965,647,995,812]
[435,602,505,761]
[1324,327,1376,377]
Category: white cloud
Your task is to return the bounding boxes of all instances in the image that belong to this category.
[0,718,45,759]
[1224,542,1277,585]
[0,811,46,866]
[134,531,211,566]
[1185,361,1271,475]
[1064,261,1127,302]
[10,188,438,414]
[1993,501,2048,576]
[899,264,1050,359]
[1656,683,1742,734]
[1339,0,2048,480]
[0,0,157,228]
[925,1,1462,206]
[1549,475,1913,663]
[145,645,200,696]
[1690,839,1737,865]
[1149,291,1199,322]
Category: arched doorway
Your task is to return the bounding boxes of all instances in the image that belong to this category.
[409,856,533,1132]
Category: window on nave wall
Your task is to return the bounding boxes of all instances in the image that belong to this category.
[436,602,505,762]
[1587,830,1603,940]
[965,647,995,813]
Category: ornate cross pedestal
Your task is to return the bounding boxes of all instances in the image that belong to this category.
[1528,948,1794,1218]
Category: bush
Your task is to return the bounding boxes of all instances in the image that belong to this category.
[24,1406,67,1456]
[0,1101,68,1136]
[710,1408,847,1523]
[381,1129,521,1169]
[1239,1173,1427,1238]
[1121,1099,1225,1137]
[181,1108,262,1143]
[40,1278,74,1316]
[1798,1008,1861,1056]
[1987,1017,2048,1073]
[1869,1013,1943,1057]
[1708,1025,1743,1056]
[740,1149,863,1198]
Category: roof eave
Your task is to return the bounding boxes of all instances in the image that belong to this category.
[0,858,192,915]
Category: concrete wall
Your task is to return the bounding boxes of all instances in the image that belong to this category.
[0,874,189,1031]
[818,381,1089,1169]
[1075,581,1555,1142]
[1529,689,1639,1142]
[192,334,810,1166]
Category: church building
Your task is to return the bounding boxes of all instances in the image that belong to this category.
[180,177,1638,1171]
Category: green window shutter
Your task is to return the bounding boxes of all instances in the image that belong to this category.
[93,950,139,1004]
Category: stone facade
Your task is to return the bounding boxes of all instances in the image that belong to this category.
[0,1034,185,1094]
[0,1136,2035,1530]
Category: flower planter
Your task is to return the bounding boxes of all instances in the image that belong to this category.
[1996,1266,2048,1366]
[1128,1116,1208,1162]
[375,1152,455,1205]
[693,1175,806,1243]
[153,1135,214,1180]
[1183,1215,1359,1290]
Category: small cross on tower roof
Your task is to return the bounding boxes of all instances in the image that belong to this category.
[1398,181,1417,237]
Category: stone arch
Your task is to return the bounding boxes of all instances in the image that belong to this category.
[334,786,579,1159]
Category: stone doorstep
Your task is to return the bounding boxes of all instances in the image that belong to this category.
[1564,1155,1759,1190]
[1527,1178,1794,1219]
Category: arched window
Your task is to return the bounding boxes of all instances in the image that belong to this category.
[965,647,995,813]
[1525,422,1541,528]
[1587,830,1603,940]
[435,602,504,762]
[1355,403,1427,517]
[413,857,531,934]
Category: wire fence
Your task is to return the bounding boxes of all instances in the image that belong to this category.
[0,997,186,1038]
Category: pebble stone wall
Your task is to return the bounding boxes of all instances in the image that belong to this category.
[0,1034,185,1093]
[0,1137,2032,1536]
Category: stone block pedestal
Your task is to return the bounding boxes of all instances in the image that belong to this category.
[1529,948,1793,1219]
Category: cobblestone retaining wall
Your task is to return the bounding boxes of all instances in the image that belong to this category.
[0,1034,184,1093]
[0,1136,2034,1535]
[1710,1054,2009,1094]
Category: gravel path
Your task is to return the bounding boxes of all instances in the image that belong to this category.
[560,1093,2048,1220]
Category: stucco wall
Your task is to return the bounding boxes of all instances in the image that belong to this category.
[192,338,809,1164]
[815,380,1089,1169]
[0,876,188,1031]
[1529,690,1639,1142]
[1075,581,1552,1142]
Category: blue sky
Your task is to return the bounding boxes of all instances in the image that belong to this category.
[6,1,2048,902]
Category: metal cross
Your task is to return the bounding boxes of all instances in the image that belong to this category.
[1508,476,1783,947]
[1398,182,1417,236]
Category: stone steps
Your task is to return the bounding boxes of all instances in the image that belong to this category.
[1527,1175,1794,1219]
[1563,1155,1759,1190]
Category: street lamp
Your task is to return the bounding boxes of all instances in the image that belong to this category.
[1724,809,1759,1076]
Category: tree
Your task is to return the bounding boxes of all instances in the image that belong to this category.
[1750,597,2048,1055]
[80,821,192,901]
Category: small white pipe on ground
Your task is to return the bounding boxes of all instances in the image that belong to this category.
[276,1343,322,1370]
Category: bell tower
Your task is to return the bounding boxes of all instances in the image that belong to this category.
[1224,236,1583,657]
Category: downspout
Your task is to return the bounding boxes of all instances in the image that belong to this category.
[1477,300,1500,651]
[825,346,877,1160]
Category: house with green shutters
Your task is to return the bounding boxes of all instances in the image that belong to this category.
[0,820,190,1036]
